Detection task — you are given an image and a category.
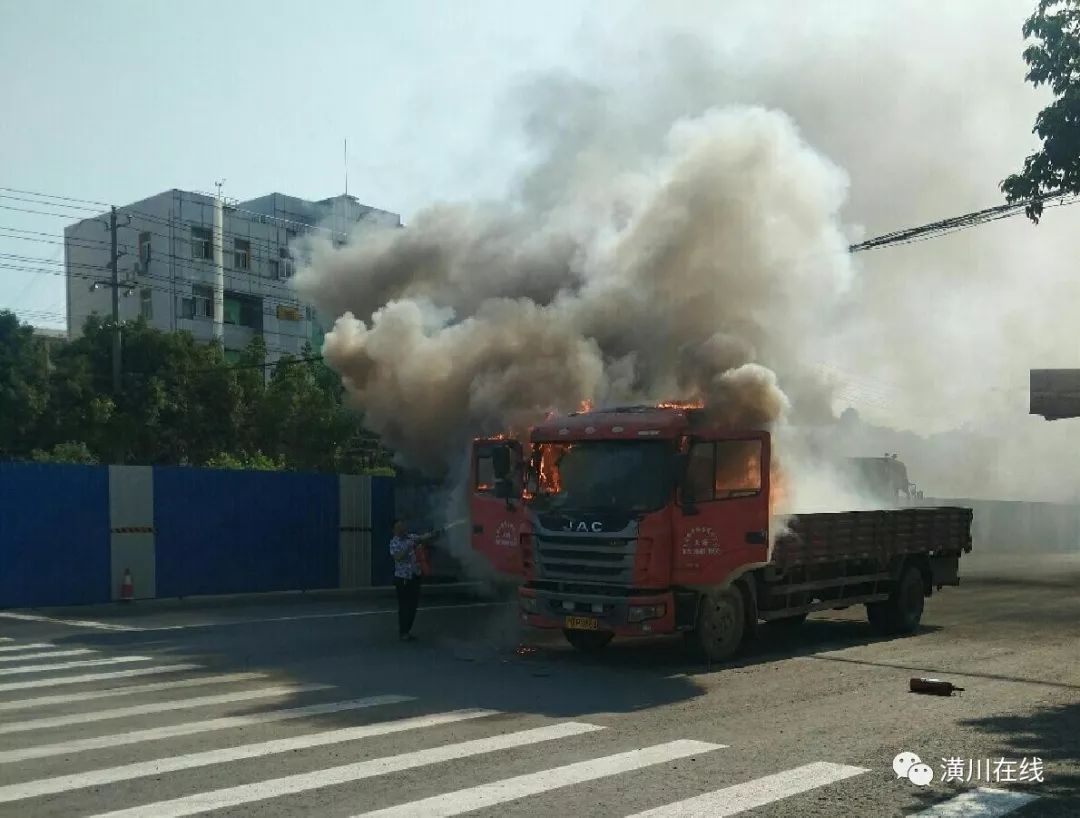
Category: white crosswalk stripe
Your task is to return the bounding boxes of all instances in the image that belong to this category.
[0,682,334,735]
[357,739,725,818]
[0,648,95,663]
[0,671,266,712]
[907,787,1039,817]
[0,642,54,652]
[0,694,414,762]
[627,761,869,817]
[0,652,1014,818]
[0,655,152,677]
[0,709,495,804]
[0,663,201,692]
[87,721,605,818]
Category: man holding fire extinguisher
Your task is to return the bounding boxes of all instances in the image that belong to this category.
[388,519,438,641]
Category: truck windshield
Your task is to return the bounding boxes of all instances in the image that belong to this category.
[525,440,673,512]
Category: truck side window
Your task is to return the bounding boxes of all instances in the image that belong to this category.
[474,452,495,494]
[714,439,762,499]
[684,443,715,503]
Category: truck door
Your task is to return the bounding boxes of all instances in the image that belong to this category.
[672,432,771,586]
[470,438,526,577]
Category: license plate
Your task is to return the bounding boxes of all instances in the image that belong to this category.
[565,615,599,630]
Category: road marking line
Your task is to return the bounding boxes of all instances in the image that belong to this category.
[0,671,266,712]
[0,642,54,652]
[0,694,414,763]
[907,787,1039,817]
[0,648,95,664]
[0,682,334,735]
[0,663,201,693]
[0,612,141,632]
[626,761,869,817]
[357,739,725,818]
[88,721,604,818]
[0,655,152,678]
[139,601,512,632]
[0,709,495,804]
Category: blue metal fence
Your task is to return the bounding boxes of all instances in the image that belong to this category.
[154,467,340,598]
[0,463,111,607]
[370,476,396,585]
[0,463,411,608]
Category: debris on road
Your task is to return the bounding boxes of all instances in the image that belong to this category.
[910,677,965,696]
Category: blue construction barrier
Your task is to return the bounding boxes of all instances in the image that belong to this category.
[0,463,111,607]
[0,462,408,607]
[154,467,340,598]
[370,476,396,585]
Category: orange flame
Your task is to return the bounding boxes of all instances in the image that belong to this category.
[578,399,594,413]
[770,461,787,515]
[657,399,705,410]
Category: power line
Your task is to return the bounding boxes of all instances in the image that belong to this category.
[848,191,1079,253]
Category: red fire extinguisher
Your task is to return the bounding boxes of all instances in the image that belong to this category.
[415,528,443,577]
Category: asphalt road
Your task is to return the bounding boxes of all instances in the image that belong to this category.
[0,561,1076,817]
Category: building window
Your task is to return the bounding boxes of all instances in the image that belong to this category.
[193,284,214,318]
[191,227,212,260]
[224,291,263,330]
[139,288,153,320]
[279,247,295,278]
[233,238,250,270]
[138,232,151,270]
[267,259,279,279]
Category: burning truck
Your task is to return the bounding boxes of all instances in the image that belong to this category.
[469,404,972,661]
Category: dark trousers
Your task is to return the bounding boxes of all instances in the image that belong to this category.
[394,576,421,635]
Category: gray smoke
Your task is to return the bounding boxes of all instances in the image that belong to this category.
[299,0,1080,533]
[299,106,852,484]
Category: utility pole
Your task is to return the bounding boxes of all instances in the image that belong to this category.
[109,206,121,394]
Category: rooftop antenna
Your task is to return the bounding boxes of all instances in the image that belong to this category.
[214,179,226,200]
[343,138,348,197]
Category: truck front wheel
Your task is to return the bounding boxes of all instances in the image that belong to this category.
[690,587,746,662]
[563,629,614,653]
[867,565,925,635]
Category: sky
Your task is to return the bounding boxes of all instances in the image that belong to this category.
[3,0,1080,464]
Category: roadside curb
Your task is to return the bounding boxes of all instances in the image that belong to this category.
[9,581,504,618]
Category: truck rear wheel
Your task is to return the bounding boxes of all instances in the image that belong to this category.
[563,629,614,653]
[867,565,925,635]
[690,587,746,662]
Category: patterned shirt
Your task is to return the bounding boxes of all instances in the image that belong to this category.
[389,534,421,580]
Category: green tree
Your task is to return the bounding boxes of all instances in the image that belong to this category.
[30,441,99,464]
[0,311,51,458]
[1002,0,1080,221]
[204,450,284,470]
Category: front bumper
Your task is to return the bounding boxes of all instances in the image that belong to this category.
[518,587,676,636]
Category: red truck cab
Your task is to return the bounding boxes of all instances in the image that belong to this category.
[470,405,971,659]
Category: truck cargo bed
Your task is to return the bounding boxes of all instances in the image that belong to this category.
[770,506,973,568]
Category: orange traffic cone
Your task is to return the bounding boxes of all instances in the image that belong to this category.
[120,568,134,602]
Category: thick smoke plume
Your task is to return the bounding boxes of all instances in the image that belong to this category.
[299,107,851,484]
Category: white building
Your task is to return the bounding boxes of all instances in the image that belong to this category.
[64,189,399,361]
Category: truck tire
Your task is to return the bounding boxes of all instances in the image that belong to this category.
[763,613,808,630]
[690,587,746,662]
[867,565,925,635]
[563,629,614,653]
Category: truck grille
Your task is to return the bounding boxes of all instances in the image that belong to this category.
[534,534,637,583]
